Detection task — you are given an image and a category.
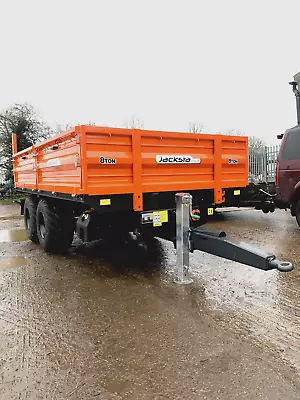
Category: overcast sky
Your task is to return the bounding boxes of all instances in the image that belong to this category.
[1,0,300,144]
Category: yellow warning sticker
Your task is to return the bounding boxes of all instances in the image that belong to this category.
[153,212,162,227]
[160,210,168,223]
[100,199,111,206]
[207,208,214,215]
[234,190,241,196]
[153,210,168,227]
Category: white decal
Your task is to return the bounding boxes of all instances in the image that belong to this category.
[46,158,61,167]
[156,155,201,164]
[100,156,116,164]
[228,158,238,164]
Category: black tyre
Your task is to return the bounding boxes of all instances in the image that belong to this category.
[296,200,300,228]
[24,197,38,243]
[36,199,75,253]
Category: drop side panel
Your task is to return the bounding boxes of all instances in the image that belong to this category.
[141,131,215,192]
[14,129,82,195]
[13,147,37,190]
[83,127,248,201]
[221,137,248,186]
[84,127,135,195]
[37,136,81,194]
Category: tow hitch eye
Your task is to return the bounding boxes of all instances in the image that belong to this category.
[268,259,294,272]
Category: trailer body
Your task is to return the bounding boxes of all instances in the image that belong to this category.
[13,125,248,213]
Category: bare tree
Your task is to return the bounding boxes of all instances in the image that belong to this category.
[248,136,266,149]
[226,129,266,150]
[125,115,144,129]
[55,121,96,133]
[247,136,267,178]
[226,129,266,179]
[55,123,73,133]
[226,128,245,136]
[188,122,204,133]
[0,103,52,181]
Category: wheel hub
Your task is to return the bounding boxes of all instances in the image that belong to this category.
[38,213,46,239]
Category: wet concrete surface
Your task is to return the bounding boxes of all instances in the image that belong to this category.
[188,209,300,370]
[0,204,20,218]
[0,206,299,399]
[0,229,28,243]
[0,256,30,270]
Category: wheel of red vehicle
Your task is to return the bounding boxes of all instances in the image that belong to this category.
[36,199,75,253]
[24,196,39,243]
[296,200,300,228]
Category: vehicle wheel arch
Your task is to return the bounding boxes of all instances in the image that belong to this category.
[290,184,300,216]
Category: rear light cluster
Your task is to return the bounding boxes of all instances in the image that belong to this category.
[275,161,279,185]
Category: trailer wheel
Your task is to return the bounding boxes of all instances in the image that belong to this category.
[24,197,38,243]
[36,199,74,253]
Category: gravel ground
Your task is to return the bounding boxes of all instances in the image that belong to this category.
[0,205,299,399]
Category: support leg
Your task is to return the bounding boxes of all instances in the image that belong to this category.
[175,193,193,284]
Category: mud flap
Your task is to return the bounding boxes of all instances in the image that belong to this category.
[14,198,25,215]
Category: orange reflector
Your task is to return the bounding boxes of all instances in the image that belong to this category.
[191,209,200,221]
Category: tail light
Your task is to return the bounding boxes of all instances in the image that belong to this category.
[275,161,279,185]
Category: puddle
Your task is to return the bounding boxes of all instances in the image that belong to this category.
[0,229,28,243]
[0,215,23,221]
[0,256,30,269]
[0,204,20,218]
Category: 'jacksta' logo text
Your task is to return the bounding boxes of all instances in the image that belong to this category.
[156,155,201,164]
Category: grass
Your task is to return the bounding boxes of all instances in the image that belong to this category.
[0,198,22,205]
[0,188,24,205]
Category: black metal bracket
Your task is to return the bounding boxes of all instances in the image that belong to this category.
[289,80,300,125]
[190,227,294,272]
[13,198,25,215]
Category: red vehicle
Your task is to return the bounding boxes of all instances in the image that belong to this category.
[276,78,300,227]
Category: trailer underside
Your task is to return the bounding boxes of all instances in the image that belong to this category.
[16,187,294,276]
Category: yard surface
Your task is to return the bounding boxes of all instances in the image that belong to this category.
[0,204,299,399]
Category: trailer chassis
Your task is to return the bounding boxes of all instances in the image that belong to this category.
[16,190,294,282]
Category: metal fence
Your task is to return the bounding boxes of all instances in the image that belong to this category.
[248,145,280,183]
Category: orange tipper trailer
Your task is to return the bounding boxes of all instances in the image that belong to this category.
[12,125,293,273]
[13,125,248,208]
